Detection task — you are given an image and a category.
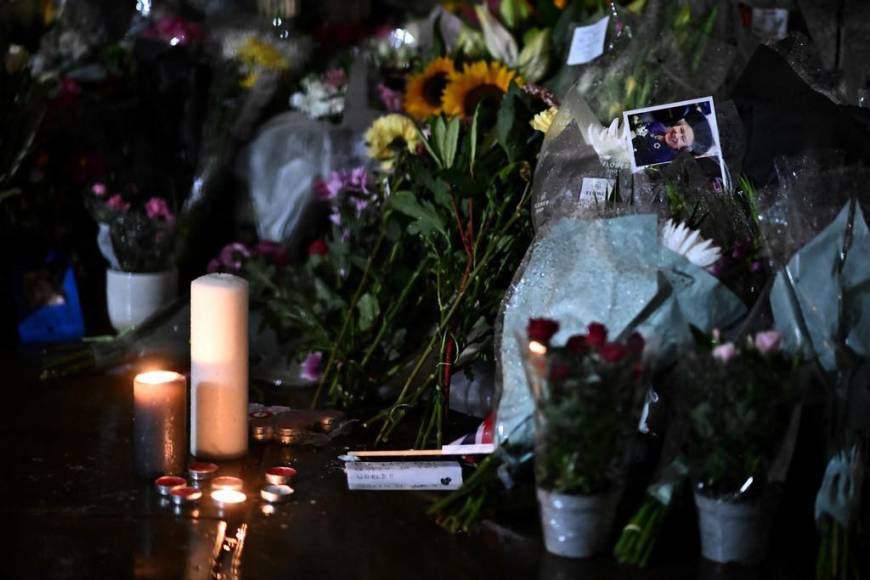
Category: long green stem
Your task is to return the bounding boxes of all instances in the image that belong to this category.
[312,226,387,409]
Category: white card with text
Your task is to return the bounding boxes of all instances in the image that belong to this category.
[579,177,614,207]
[567,16,610,65]
[346,461,463,491]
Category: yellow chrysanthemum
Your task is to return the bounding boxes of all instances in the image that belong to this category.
[365,114,421,170]
[441,61,523,119]
[404,57,456,120]
[530,106,558,134]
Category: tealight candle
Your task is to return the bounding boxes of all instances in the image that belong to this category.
[211,489,247,508]
[134,371,187,478]
[212,476,244,491]
[190,274,249,459]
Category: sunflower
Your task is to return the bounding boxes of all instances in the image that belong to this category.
[365,114,421,171]
[404,57,456,120]
[441,61,523,119]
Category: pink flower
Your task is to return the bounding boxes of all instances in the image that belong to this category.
[145,196,173,218]
[377,83,403,112]
[712,343,737,363]
[91,182,107,196]
[106,194,130,211]
[149,17,202,46]
[300,351,323,382]
[754,330,782,355]
[324,68,347,88]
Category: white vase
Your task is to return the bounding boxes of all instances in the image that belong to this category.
[694,491,774,565]
[537,487,622,558]
[106,269,178,332]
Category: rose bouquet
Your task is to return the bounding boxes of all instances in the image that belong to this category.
[522,318,646,557]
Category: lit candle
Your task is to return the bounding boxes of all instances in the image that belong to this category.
[133,371,187,478]
[190,274,249,459]
[211,489,247,508]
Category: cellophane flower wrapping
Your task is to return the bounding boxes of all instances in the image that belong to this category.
[494,49,752,450]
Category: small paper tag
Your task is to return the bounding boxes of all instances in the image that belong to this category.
[567,16,609,65]
[751,8,788,40]
[346,461,463,491]
[578,177,614,207]
[440,443,495,455]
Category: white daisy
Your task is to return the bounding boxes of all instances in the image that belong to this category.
[661,219,721,270]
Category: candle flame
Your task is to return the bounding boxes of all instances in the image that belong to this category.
[136,370,185,385]
[528,340,547,355]
[211,489,246,505]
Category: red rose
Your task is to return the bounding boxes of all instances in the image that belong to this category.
[566,335,588,353]
[627,332,645,353]
[548,360,570,383]
[587,323,608,348]
[527,318,559,343]
[307,239,329,256]
[599,342,628,363]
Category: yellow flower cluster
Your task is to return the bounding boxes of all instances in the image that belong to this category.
[365,114,421,172]
[237,38,290,89]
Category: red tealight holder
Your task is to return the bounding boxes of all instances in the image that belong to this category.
[265,466,297,486]
[155,475,187,495]
[188,462,219,481]
[170,486,203,506]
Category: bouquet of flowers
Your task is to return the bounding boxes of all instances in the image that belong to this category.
[84,183,177,273]
[522,318,646,557]
[674,330,800,564]
[756,158,870,580]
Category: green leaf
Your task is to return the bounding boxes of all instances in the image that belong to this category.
[469,105,479,175]
[443,116,460,169]
[357,293,381,331]
[496,86,517,159]
[417,125,442,168]
[388,190,447,237]
[434,116,447,164]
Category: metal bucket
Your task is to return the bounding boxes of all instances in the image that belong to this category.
[694,492,773,565]
[537,488,622,558]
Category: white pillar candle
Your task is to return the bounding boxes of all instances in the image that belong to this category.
[190,273,249,459]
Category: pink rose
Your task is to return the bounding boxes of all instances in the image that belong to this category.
[106,194,130,211]
[91,182,107,197]
[754,330,782,355]
[712,343,737,363]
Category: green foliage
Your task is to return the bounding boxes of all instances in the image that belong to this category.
[535,342,645,494]
[676,341,798,499]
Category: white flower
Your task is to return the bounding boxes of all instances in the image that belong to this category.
[586,118,630,166]
[661,219,722,270]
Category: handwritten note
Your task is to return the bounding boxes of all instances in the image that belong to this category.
[567,16,610,66]
[346,461,463,491]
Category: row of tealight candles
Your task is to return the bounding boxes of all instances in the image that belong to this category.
[154,463,298,508]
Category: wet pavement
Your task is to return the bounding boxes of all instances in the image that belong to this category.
[0,359,816,579]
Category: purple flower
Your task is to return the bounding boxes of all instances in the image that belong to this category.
[91,182,107,197]
[377,83,403,112]
[300,351,323,382]
[754,330,782,354]
[208,242,251,273]
[712,342,737,363]
[106,194,130,211]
